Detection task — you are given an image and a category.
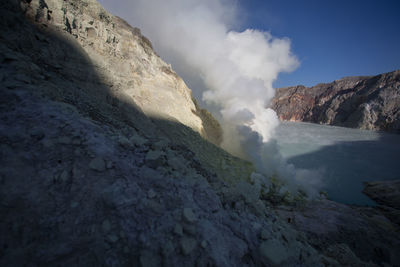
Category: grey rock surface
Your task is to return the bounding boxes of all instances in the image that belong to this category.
[1,0,400,266]
[276,199,400,266]
[270,71,400,133]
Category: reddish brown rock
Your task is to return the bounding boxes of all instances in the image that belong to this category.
[270,70,400,133]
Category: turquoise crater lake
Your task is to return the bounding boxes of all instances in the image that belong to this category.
[273,121,400,206]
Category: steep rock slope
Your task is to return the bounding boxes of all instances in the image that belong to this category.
[2,0,241,182]
[23,0,221,144]
[1,0,400,266]
[270,70,400,132]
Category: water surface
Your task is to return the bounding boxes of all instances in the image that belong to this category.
[273,122,400,205]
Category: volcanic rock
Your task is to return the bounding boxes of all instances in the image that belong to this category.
[1,0,400,266]
[270,71,400,133]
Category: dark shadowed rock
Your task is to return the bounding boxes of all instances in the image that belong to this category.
[363,180,400,209]
[363,179,400,225]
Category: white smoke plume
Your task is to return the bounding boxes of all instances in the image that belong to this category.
[105,0,322,195]
[124,0,298,153]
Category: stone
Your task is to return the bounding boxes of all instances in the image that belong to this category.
[106,161,113,169]
[182,208,197,223]
[14,73,31,84]
[180,237,197,255]
[147,189,156,199]
[42,139,54,148]
[173,223,183,236]
[58,136,72,144]
[72,165,83,179]
[144,199,164,215]
[259,239,289,265]
[118,136,131,148]
[234,201,244,211]
[102,220,112,233]
[70,202,79,208]
[107,234,119,243]
[59,170,69,182]
[89,157,106,172]
[72,138,81,145]
[201,240,208,249]
[129,135,148,147]
[119,231,126,238]
[140,250,161,267]
[235,181,259,204]
[167,156,187,171]
[162,240,175,256]
[29,129,45,140]
[145,150,166,169]
[260,229,270,240]
[152,139,168,149]
[183,224,197,236]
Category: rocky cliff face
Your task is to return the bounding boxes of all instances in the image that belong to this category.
[270,70,400,133]
[21,0,222,145]
[1,0,400,266]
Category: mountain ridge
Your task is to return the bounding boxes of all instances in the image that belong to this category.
[270,70,400,133]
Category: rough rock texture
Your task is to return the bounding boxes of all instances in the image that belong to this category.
[363,180,400,226]
[22,0,222,145]
[276,199,400,266]
[270,71,400,133]
[1,0,239,182]
[1,0,400,266]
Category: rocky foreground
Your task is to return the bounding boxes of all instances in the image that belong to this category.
[270,71,400,133]
[1,0,400,266]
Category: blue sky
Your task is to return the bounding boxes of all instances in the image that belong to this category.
[239,0,400,87]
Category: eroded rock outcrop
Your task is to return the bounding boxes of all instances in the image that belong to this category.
[20,0,222,144]
[270,70,400,133]
[363,180,400,226]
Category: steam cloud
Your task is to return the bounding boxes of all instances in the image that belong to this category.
[117,0,322,195]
